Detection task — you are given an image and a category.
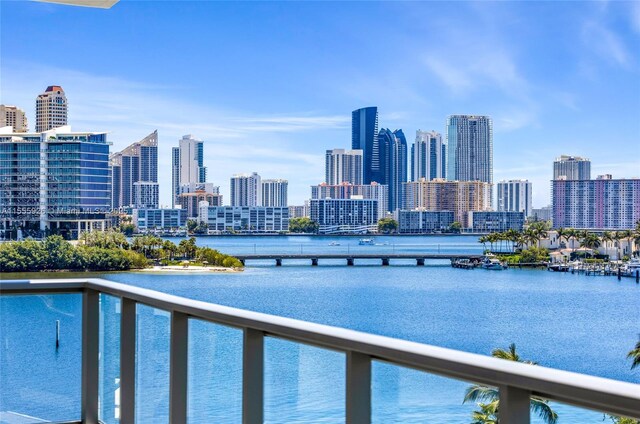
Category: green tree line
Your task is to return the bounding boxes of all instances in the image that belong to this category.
[0,232,243,272]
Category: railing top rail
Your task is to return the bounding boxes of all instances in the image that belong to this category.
[1,278,639,419]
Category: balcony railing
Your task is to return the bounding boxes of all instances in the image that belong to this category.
[1,278,639,424]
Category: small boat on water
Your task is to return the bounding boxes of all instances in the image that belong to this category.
[329,241,341,246]
[481,256,507,270]
[359,238,374,246]
[622,257,640,277]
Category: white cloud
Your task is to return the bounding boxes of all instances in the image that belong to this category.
[423,57,473,94]
[582,21,631,67]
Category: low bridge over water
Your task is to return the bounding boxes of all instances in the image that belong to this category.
[235,253,484,266]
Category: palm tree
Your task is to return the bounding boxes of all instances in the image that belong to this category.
[555,227,567,249]
[622,230,634,258]
[464,344,558,424]
[601,231,613,253]
[614,231,625,260]
[471,400,498,424]
[566,228,577,252]
[505,229,519,253]
[479,235,488,252]
[628,338,640,370]
[580,232,601,251]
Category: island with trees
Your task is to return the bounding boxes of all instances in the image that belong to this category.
[0,231,243,273]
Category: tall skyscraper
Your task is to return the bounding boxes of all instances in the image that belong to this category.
[35,86,68,132]
[171,134,207,206]
[351,107,378,184]
[446,115,493,184]
[497,179,532,217]
[374,128,407,212]
[110,130,159,209]
[0,126,110,239]
[325,148,363,185]
[230,172,262,206]
[261,179,288,207]
[412,130,446,181]
[553,155,591,180]
[0,105,28,132]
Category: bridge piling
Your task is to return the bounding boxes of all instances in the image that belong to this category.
[311,258,318,266]
[381,258,390,266]
[275,258,282,267]
[347,258,355,266]
[416,258,425,266]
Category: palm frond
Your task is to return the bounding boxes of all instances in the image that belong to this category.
[531,397,558,424]
[463,385,499,404]
[628,339,640,370]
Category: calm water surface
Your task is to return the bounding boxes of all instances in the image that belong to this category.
[1,236,638,423]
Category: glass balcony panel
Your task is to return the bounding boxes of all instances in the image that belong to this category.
[264,337,345,423]
[187,318,242,423]
[135,304,170,423]
[0,294,81,423]
[530,398,616,424]
[372,360,478,423]
[99,294,121,424]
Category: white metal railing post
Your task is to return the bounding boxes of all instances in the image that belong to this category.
[169,311,189,424]
[120,298,136,424]
[346,351,371,424]
[243,328,264,424]
[81,288,100,424]
[499,386,531,423]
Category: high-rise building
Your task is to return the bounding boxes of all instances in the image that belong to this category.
[311,182,389,219]
[0,126,110,239]
[35,86,68,132]
[261,179,288,207]
[310,198,379,234]
[351,107,379,184]
[397,210,454,234]
[552,176,640,230]
[231,172,262,207]
[468,211,526,232]
[553,155,591,180]
[325,149,363,185]
[446,115,493,185]
[412,130,446,181]
[110,130,158,209]
[200,206,289,233]
[497,179,532,217]
[402,178,492,227]
[0,105,28,132]
[133,182,160,209]
[289,202,310,218]
[171,134,206,206]
[177,190,223,219]
[374,128,407,212]
[531,205,553,224]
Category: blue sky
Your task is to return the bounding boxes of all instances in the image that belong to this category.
[1,0,639,207]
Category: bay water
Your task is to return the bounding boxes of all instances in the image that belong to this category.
[1,236,638,423]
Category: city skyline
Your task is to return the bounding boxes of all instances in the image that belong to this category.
[1,1,639,207]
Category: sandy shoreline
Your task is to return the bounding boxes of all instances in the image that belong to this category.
[134,265,242,273]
